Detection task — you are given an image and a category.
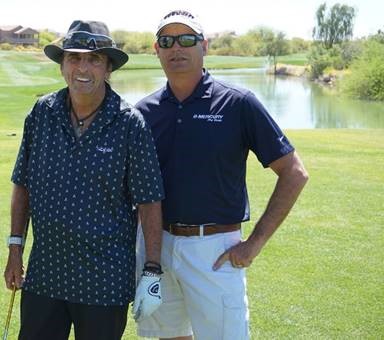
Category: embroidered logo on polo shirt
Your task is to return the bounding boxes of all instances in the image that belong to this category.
[193,114,223,122]
[96,146,114,153]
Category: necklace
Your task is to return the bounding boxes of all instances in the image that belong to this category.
[70,100,102,137]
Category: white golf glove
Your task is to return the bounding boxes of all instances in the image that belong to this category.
[133,272,162,322]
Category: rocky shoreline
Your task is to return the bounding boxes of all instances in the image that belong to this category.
[267,63,340,86]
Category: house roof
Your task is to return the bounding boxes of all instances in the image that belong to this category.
[14,27,39,34]
[0,25,23,32]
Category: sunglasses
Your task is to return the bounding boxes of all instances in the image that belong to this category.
[63,31,116,50]
[157,34,204,49]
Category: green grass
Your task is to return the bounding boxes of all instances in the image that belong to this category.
[245,129,384,339]
[0,51,383,339]
[1,130,382,339]
[122,54,162,69]
[276,53,308,66]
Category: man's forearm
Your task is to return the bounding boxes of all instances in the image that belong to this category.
[10,184,29,236]
[5,184,29,289]
[249,152,308,251]
[138,201,162,263]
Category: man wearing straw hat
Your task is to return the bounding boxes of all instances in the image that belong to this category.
[4,20,164,340]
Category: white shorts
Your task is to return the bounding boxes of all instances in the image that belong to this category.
[136,227,249,340]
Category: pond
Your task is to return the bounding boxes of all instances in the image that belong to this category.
[111,68,384,129]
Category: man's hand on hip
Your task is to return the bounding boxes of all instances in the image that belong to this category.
[213,239,259,270]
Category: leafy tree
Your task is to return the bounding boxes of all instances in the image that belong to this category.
[111,31,155,54]
[231,35,254,56]
[245,27,287,58]
[289,38,311,54]
[263,31,290,73]
[338,40,363,67]
[308,44,331,79]
[313,3,355,49]
[369,29,384,44]
[341,40,384,100]
[209,33,236,56]
[111,30,130,47]
[39,30,57,48]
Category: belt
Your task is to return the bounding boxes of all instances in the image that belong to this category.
[163,223,241,237]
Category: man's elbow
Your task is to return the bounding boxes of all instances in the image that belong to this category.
[294,164,309,189]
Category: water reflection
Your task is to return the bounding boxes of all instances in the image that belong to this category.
[111,68,384,129]
[112,69,166,105]
[309,85,384,128]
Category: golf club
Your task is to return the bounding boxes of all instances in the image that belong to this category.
[2,218,29,340]
[2,286,16,340]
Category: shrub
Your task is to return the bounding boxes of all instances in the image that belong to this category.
[308,44,331,79]
[0,43,13,51]
[341,40,384,100]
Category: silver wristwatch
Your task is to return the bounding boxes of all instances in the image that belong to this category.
[7,235,24,247]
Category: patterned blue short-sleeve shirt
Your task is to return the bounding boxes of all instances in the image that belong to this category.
[12,84,164,306]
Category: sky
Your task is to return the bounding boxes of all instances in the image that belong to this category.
[2,0,383,40]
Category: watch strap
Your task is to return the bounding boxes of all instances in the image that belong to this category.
[7,235,24,246]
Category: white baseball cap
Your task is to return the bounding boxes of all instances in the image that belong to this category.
[156,10,204,36]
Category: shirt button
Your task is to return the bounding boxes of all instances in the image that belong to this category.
[178,104,183,109]
[177,118,182,123]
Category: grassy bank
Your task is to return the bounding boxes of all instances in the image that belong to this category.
[1,129,382,339]
[0,51,383,339]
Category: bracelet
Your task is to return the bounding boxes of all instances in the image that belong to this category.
[142,270,161,277]
[143,261,163,275]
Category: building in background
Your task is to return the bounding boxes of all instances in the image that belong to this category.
[0,25,39,46]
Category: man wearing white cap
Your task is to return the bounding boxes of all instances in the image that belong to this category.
[135,10,308,340]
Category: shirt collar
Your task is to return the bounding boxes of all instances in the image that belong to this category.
[46,82,122,118]
[46,83,129,141]
[160,69,213,103]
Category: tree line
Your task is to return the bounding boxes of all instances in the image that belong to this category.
[112,3,384,101]
[2,2,383,101]
[115,2,382,102]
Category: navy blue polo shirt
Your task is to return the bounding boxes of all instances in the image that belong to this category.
[136,70,293,225]
[12,84,164,306]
